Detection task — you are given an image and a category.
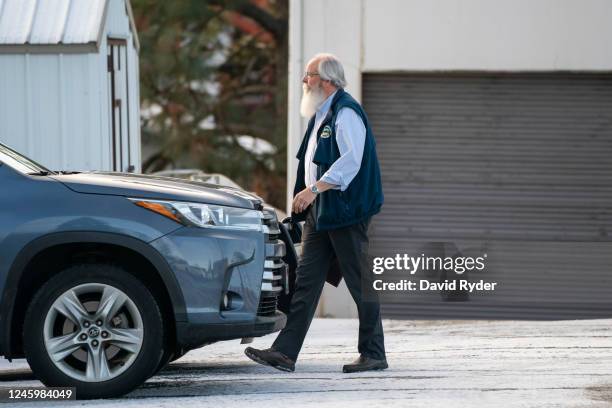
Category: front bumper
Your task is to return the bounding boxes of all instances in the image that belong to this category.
[151,206,290,351]
[176,311,287,349]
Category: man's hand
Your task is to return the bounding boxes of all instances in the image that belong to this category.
[292,187,316,214]
[292,181,336,214]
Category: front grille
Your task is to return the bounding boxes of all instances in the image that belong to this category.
[262,207,281,242]
[258,207,286,316]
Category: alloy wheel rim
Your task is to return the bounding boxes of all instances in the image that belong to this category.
[43,283,144,382]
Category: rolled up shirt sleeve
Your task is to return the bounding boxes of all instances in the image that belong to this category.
[320,107,366,191]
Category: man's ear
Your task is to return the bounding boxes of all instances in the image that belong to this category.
[321,81,336,93]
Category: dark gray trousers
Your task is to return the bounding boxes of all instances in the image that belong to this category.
[272,207,386,361]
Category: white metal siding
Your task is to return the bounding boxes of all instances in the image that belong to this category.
[0,53,106,170]
[100,0,140,171]
[61,54,100,169]
[0,0,139,172]
[61,0,106,44]
[0,0,37,44]
[0,0,105,45]
[0,55,27,153]
[105,0,131,36]
[29,55,62,167]
[29,0,70,44]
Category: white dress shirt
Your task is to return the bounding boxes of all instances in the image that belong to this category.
[304,91,366,192]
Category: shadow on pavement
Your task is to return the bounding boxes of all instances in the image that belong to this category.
[0,368,35,382]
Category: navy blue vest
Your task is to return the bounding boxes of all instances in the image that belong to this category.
[293,89,384,230]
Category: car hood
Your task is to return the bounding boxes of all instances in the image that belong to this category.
[50,172,263,209]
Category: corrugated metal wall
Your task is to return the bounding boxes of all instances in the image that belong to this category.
[363,73,612,320]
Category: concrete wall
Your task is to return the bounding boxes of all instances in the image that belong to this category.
[363,0,612,72]
[288,0,364,318]
[288,0,612,318]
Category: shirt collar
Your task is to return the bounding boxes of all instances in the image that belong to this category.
[316,90,338,116]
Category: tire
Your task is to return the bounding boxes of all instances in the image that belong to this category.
[152,348,187,376]
[23,264,164,399]
[170,349,187,363]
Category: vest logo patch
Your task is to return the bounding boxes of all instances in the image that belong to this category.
[320,125,332,139]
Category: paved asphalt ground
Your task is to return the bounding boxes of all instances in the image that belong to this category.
[1,318,612,407]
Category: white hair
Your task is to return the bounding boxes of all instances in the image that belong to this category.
[310,53,347,88]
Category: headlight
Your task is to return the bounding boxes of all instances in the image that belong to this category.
[129,198,263,231]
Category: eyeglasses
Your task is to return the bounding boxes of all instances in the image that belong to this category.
[303,71,320,79]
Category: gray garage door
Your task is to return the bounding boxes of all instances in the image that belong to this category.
[363,73,612,320]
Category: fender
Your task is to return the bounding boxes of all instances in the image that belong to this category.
[0,231,187,357]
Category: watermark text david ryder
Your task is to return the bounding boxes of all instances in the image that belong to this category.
[371,253,499,293]
[373,279,497,292]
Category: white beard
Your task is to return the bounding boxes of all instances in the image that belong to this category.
[300,83,326,118]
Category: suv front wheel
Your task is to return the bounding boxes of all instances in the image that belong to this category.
[23,264,164,399]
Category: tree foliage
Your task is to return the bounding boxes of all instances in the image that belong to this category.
[132,0,288,208]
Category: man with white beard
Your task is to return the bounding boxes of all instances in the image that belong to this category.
[245,53,387,373]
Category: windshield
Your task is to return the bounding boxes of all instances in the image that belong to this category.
[0,142,52,174]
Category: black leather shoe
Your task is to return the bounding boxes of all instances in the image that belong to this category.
[342,355,388,373]
[244,347,295,372]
